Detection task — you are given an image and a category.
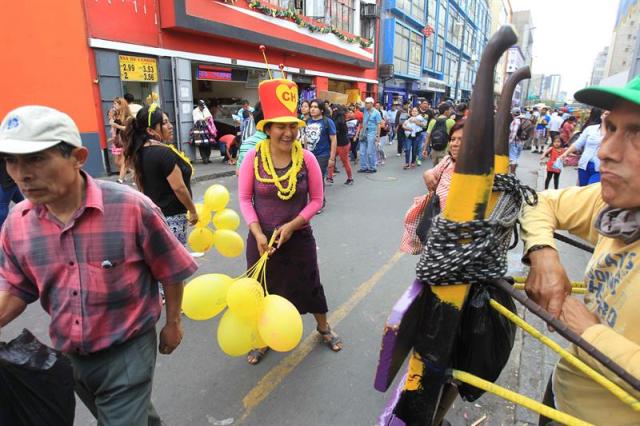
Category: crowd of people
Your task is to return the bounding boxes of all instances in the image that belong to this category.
[0,69,638,426]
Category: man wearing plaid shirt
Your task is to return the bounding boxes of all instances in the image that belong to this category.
[0,106,198,425]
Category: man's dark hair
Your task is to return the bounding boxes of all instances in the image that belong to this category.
[123,93,134,104]
[53,142,76,158]
[437,102,450,115]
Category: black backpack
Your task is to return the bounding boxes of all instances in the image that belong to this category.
[517,119,532,141]
[430,118,449,151]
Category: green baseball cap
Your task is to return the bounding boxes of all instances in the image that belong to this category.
[574,74,640,110]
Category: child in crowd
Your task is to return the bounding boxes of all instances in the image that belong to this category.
[540,136,566,190]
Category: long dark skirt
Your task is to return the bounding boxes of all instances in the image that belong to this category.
[246,227,328,315]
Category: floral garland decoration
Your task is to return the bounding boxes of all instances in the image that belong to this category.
[254,139,305,200]
[248,0,373,48]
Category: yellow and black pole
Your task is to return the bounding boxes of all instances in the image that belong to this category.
[392,25,518,425]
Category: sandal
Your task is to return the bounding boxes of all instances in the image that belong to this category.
[247,347,269,365]
[316,325,343,352]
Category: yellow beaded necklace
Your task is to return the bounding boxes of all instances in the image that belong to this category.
[254,139,304,200]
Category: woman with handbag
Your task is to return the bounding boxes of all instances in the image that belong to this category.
[238,79,343,365]
[399,120,464,255]
[422,120,464,207]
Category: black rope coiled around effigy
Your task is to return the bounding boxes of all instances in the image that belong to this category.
[416,174,537,286]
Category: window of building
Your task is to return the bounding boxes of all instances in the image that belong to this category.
[395,0,425,23]
[267,0,294,8]
[448,9,461,48]
[438,0,447,37]
[409,31,424,74]
[394,23,423,77]
[394,24,410,75]
[428,0,436,25]
[436,35,445,72]
[326,0,355,33]
[447,51,458,86]
[425,32,435,69]
[411,0,424,22]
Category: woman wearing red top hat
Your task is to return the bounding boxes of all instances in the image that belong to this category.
[238,78,343,364]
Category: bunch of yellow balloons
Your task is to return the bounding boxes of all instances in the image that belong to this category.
[217,278,304,356]
[187,184,244,258]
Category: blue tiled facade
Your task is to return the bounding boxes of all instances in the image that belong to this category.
[380,0,491,107]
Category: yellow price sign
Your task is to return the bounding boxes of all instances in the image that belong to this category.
[119,55,158,82]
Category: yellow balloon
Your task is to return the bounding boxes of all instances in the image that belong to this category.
[182,274,233,320]
[188,203,212,228]
[251,325,266,348]
[217,309,254,356]
[227,278,264,321]
[258,295,303,352]
[204,184,230,212]
[214,230,245,258]
[188,227,215,252]
[212,208,240,231]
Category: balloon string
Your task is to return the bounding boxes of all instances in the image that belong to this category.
[233,230,278,296]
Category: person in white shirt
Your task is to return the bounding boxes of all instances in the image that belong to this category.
[548,110,564,141]
[123,93,143,117]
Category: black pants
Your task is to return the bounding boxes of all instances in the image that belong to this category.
[198,143,212,163]
[350,138,359,161]
[397,128,405,154]
[545,171,560,189]
[539,375,560,426]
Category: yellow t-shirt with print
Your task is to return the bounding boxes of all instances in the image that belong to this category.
[520,183,640,425]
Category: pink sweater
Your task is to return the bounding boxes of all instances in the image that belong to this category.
[238,148,324,226]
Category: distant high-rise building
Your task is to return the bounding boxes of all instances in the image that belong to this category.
[540,74,561,100]
[529,73,544,101]
[604,0,640,78]
[591,47,609,85]
[511,10,534,103]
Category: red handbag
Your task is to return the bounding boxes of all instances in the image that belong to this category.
[399,194,432,255]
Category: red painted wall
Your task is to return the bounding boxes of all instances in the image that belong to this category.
[84,0,161,47]
[0,0,100,134]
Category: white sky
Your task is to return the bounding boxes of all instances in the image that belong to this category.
[510,0,618,98]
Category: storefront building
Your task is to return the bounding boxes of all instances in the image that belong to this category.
[379,0,489,108]
[3,0,379,176]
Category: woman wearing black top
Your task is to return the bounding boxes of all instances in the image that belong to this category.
[123,105,198,245]
[327,105,353,185]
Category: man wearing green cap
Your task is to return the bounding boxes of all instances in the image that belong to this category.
[520,75,640,424]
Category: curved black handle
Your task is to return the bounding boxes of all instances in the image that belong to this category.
[495,66,531,156]
[457,25,518,177]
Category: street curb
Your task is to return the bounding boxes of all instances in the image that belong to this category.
[98,169,236,184]
[192,170,236,183]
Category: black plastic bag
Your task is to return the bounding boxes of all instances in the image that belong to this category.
[0,329,75,426]
[452,283,517,401]
[416,193,441,245]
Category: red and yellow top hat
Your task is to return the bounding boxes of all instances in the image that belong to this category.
[256,78,306,131]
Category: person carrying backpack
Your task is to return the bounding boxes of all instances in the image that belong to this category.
[424,102,455,166]
[509,107,526,174]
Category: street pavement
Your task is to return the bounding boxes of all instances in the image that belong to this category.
[3,142,593,425]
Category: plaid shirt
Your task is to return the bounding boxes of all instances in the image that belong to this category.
[0,173,197,354]
[509,117,521,144]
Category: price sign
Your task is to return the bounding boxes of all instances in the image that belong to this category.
[119,55,158,82]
